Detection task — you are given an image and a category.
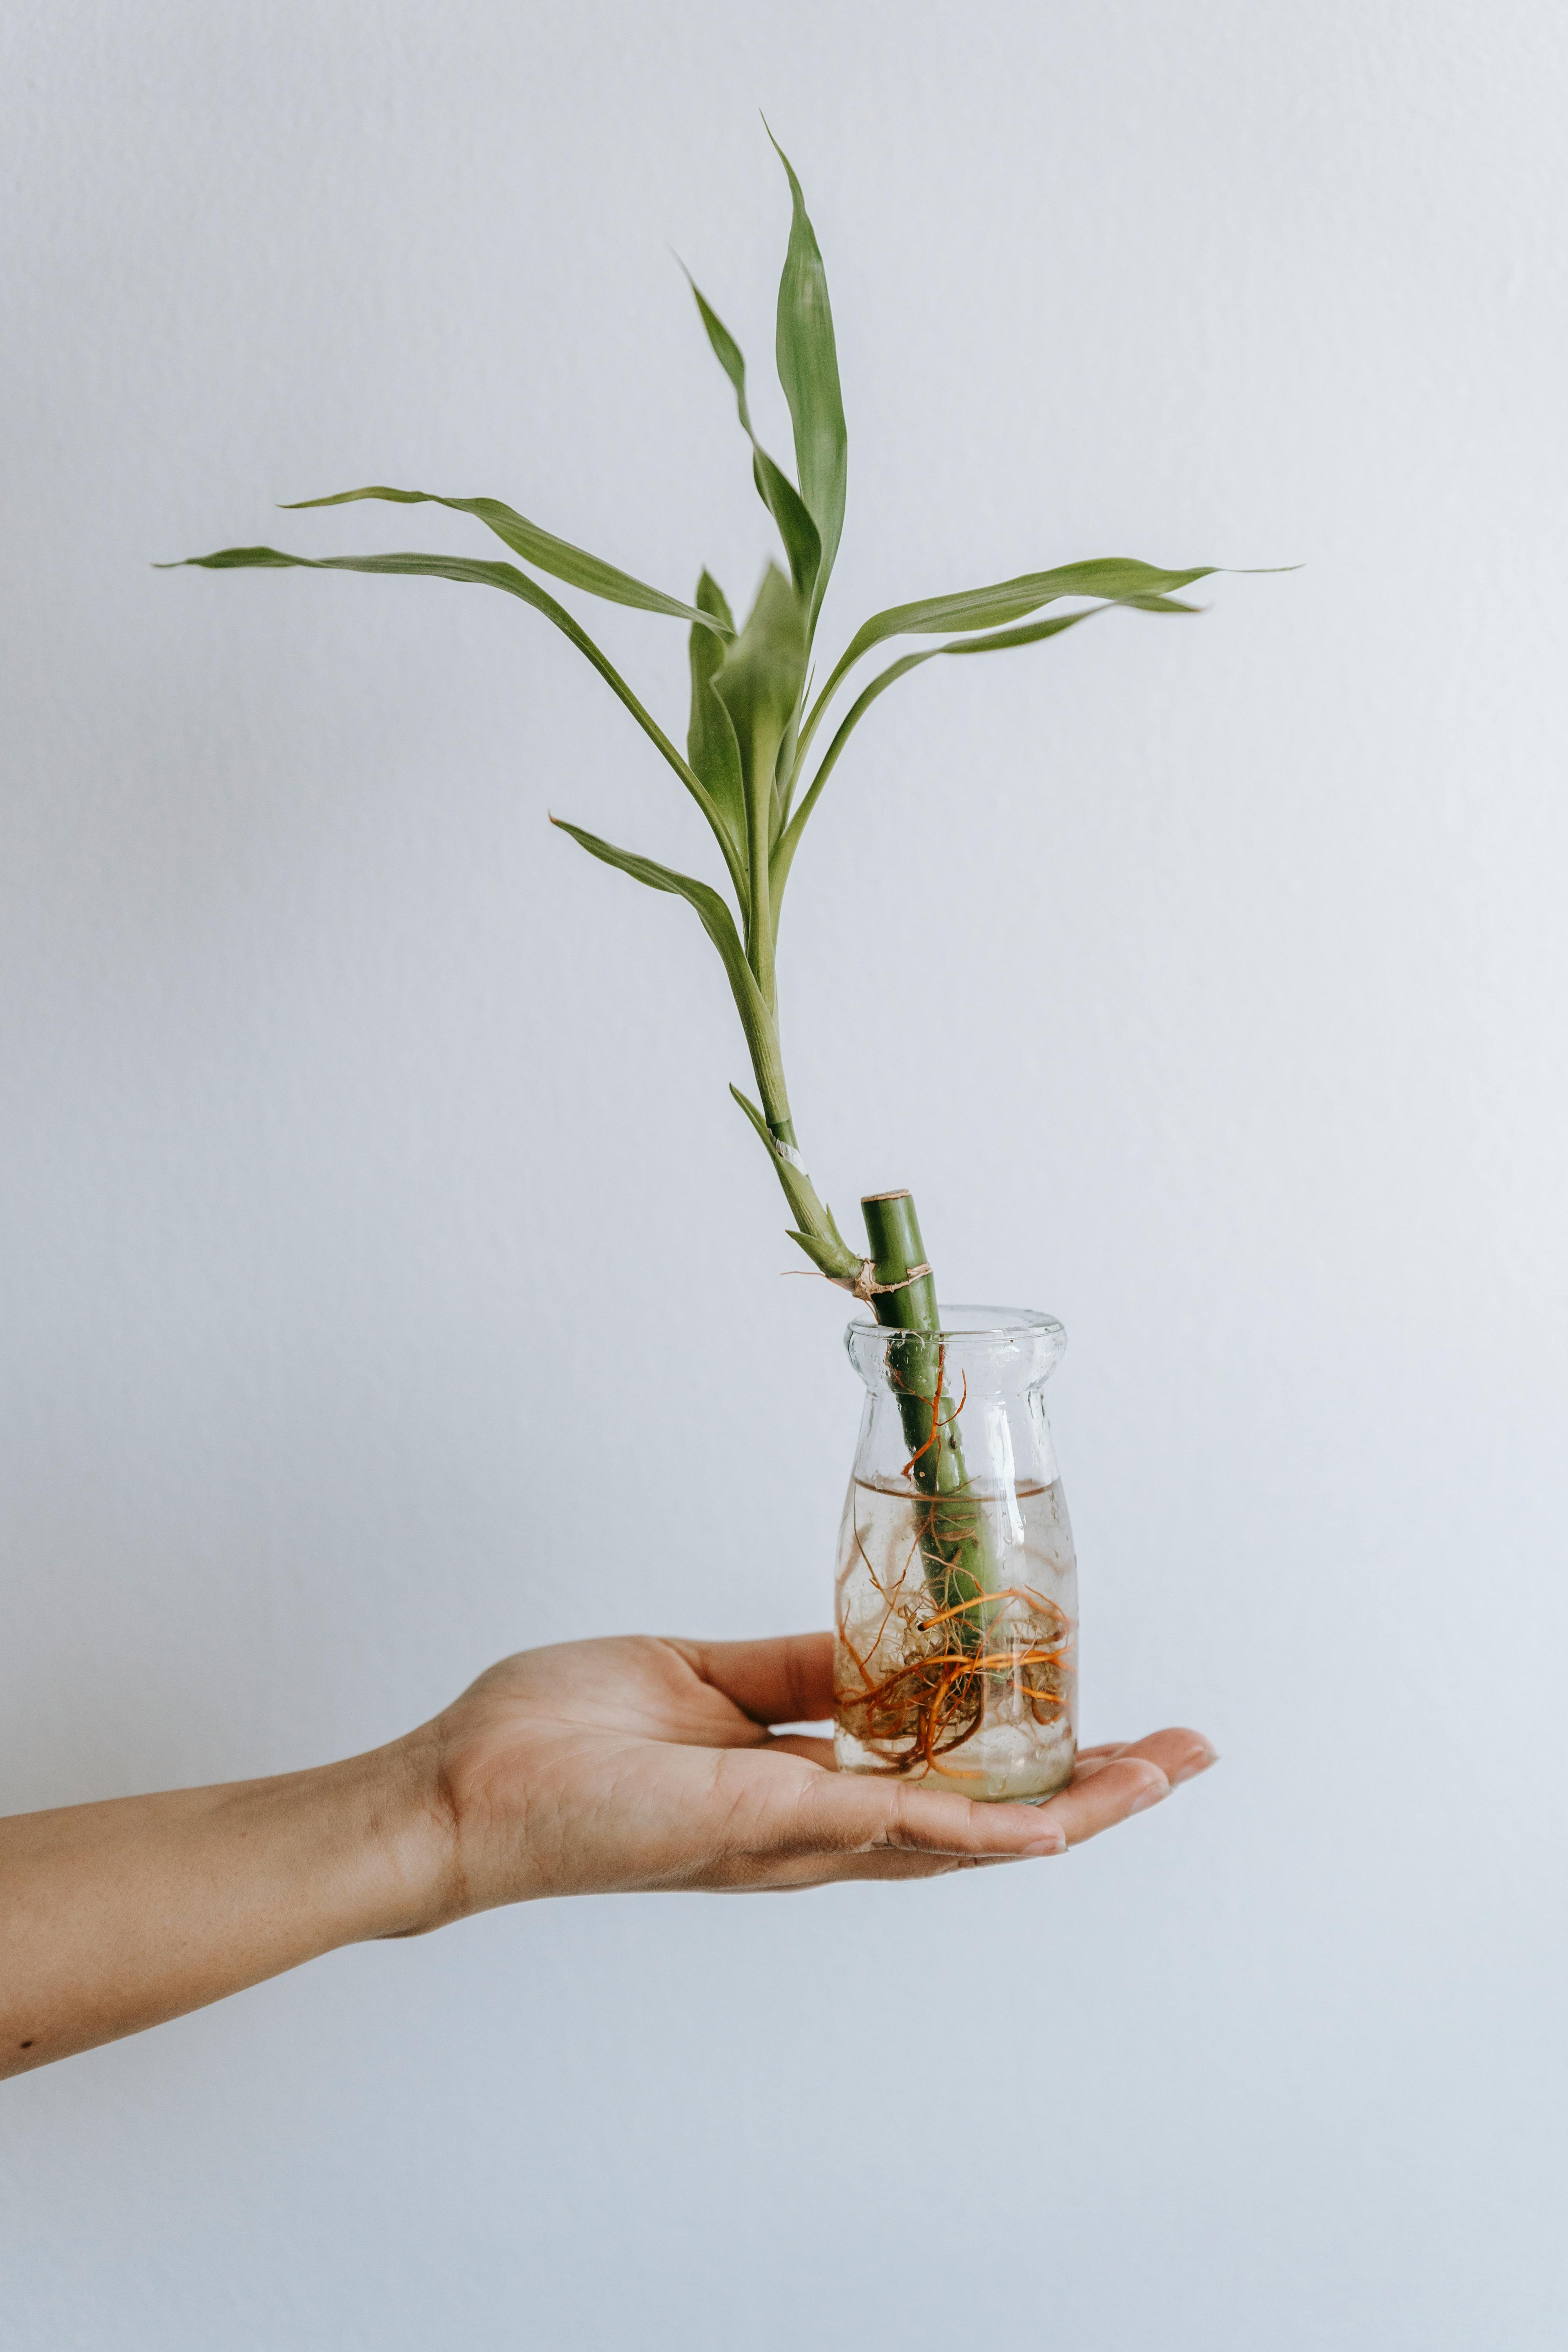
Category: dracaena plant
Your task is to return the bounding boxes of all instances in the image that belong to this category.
[168,133,1225,1628]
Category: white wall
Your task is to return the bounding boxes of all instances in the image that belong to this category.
[4,2,1566,2343]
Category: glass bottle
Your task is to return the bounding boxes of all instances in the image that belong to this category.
[833,1306,1078,1802]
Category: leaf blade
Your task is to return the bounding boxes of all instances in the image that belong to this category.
[686,571,748,905]
[165,545,751,909]
[548,816,851,1282]
[549,817,788,1116]
[766,127,847,626]
[279,486,726,632]
[773,595,1198,911]
[727,1085,860,1280]
[711,563,809,1004]
[771,648,940,914]
[799,557,1221,766]
[682,272,822,605]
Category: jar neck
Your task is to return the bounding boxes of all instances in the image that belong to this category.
[845,1307,1066,1497]
[845,1306,1066,1403]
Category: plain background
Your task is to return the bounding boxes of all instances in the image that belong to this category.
[4,2,1566,2345]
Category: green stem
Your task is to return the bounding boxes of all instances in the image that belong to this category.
[860,1191,997,1639]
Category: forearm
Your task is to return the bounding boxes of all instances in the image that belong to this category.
[0,1735,453,2078]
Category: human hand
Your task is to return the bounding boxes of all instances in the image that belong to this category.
[0,1631,1215,2076]
[404,1632,1217,1918]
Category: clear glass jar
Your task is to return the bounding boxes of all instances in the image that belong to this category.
[833,1306,1078,1802]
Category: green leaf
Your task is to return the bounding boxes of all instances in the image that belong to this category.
[714,564,809,797]
[785,1224,860,1279]
[712,563,809,1002]
[773,594,1200,912]
[729,1078,777,1149]
[550,818,787,1116]
[682,270,822,606]
[842,557,1217,648]
[766,127,848,629]
[686,572,747,895]
[800,557,1220,764]
[729,1084,861,1281]
[279,485,726,632]
[548,816,742,965]
[941,594,1201,655]
[163,544,751,909]
[694,571,736,635]
[551,816,855,1278]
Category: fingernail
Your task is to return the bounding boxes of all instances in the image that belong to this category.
[1021,1831,1069,1856]
[1128,1775,1171,1814]
[1171,1748,1220,1786]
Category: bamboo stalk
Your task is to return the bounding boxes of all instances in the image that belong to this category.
[860,1191,996,1635]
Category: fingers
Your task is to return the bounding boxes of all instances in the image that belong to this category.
[707,1777,1062,1892]
[1081,1731,1213,1769]
[670,1632,835,1728]
[766,1767,1069,1867]
[1072,1728,1216,1784]
[729,1725,1216,1887]
[724,1847,1020,1893]
[1037,1728,1217,1847]
[767,1732,837,1767]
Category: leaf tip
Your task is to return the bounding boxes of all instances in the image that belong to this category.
[760,111,800,190]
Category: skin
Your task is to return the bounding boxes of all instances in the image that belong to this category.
[0,1632,1216,2080]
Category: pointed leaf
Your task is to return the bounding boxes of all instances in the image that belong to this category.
[693,570,736,635]
[729,1078,777,1150]
[730,1077,820,1226]
[942,595,1202,654]
[766,128,847,625]
[683,277,754,435]
[729,1085,861,1282]
[682,272,822,604]
[713,563,809,793]
[280,485,726,632]
[686,572,747,891]
[841,557,1218,648]
[713,563,809,1005]
[801,557,1221,762]
[550,818,786,1114]
[786,1225,860,1279]
[164,545,750,908]
[549,817,744,965]
[773,594,1200,912]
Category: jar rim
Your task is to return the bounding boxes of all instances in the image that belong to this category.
[846,1302,1064,1341]
[844,1305,1067,1390]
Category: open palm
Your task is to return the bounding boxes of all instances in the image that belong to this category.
[425,1632,1216,1907]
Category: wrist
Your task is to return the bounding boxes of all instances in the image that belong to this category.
[364,1730,470,1938]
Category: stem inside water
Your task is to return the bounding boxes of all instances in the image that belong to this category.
[886,1335,996,1632]
[835,1477,1074,1786]
[860,1190,1003,1641]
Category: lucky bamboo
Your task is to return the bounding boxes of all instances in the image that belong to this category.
[166,131,1235,1638]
